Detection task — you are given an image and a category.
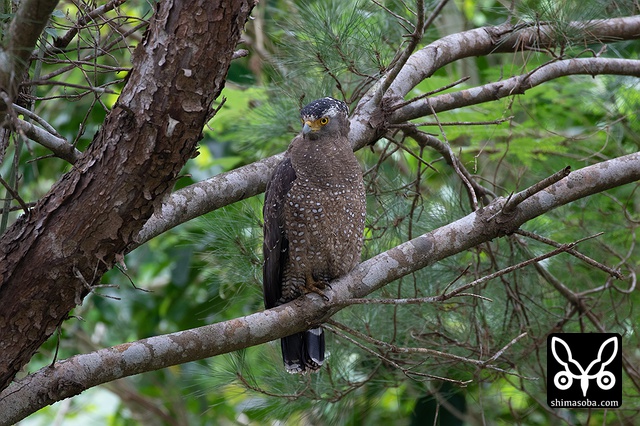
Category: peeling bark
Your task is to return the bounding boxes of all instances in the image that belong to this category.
[1,152,638,424]
[0,5,638,421]
[0,0,255,391]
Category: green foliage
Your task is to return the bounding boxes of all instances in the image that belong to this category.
[267,0,405,101]
[9,0,640,425]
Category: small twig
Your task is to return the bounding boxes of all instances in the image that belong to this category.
[327,320,531,378]
[515,229,623,279]
[441,264,471,295]
[115,263,151,292]
[372,0,426,103]
[0,201,36,214]
[384,133,438,172]
[389,76,470,112]
[73,266,121,302]
[207,96,227,124]
[405,117,513,127]
[0,175,30,214]
[235,373,302,399]
[315,53,347,101]
[442,243,579,299]
[423,99,479,210]
[420,0,449,34]
[371,0,413,25]
[11,104,61,137]
[482,332,528,365]
[502,166,571,213]
[51,0,128,51]
[49,325,63,367]
[401,126,496,202]
[326,321,472,384]
[607,269,636,294]
[343,292,492,306]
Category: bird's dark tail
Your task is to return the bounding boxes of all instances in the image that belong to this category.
[281,327,325,374]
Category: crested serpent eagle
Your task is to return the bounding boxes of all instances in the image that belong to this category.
[262,97,366,373]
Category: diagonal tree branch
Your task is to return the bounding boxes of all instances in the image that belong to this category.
[3,151,639,424]
[11,118,81,163]
[0,0,256,393]
[392,58,640,123]
[349,15,640,151]
[138,57,640,248]
[136,154,283,244]
[384,16,640,103]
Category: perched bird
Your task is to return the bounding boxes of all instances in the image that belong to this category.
[262,97,366,373]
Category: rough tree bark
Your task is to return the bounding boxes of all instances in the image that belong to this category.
[1,152,639,424]
[0,0,255,391]
[137,17,640,245]
[0,5,638,422]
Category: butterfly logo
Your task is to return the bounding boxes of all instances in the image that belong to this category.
[551,336,617,397]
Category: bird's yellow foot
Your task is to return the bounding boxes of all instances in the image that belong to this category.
[305,272,330,301]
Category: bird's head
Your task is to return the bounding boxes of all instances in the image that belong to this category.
[300,97,349,139]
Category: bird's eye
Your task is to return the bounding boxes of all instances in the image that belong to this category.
[320,117,329,125]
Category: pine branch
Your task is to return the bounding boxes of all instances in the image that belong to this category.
[383,15,640,103]
[139,55,640,248]
[392,58,640,123]
[2,151,639,424]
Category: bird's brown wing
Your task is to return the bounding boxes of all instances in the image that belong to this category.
[262,156,296,309]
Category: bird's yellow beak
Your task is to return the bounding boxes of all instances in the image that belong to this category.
[302,119,322,134]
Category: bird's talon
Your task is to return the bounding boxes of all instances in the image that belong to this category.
[307,280,330,301]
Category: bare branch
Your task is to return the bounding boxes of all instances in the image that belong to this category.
[136,154,283,245]
[384,16,640,103]
[424,97,479,210]
[11,104,60,136]
[51,0,129,51]
[503,166,571,213]
[0,175,29,214]
[392,58,640,123]
[401,126,495,205]
[10,119,81,164]
[326,320,475,383]
[0,0,60,102]
[514,230,624,280]
[2,152,638,423]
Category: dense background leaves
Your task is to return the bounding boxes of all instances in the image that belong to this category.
[5,0,639,424]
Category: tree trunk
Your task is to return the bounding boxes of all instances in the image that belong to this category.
[0,0,254,392]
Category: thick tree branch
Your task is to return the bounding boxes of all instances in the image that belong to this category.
[139,16,640,248]
[384,16,640,102]
[137,154,283,244]
[139,57,640,247]
[3,152,639,424]
[349,16,640,151]
[11,118,81,163]
[0,0,255,391]
[392,58,640,123]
